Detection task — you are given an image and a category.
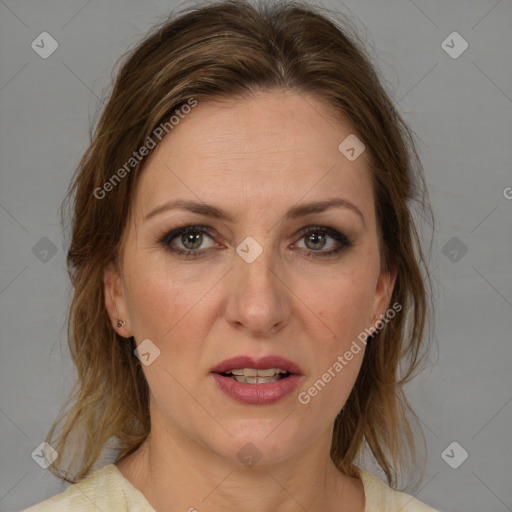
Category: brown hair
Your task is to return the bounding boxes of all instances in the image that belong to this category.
[48,0,435,489]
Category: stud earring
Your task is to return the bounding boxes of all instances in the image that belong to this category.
[117,319,126,328]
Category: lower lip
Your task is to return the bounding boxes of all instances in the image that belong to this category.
[211,373,302,405]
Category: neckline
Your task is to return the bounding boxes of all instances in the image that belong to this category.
[105,463,375,511]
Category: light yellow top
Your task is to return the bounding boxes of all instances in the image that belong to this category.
[23,464,442,511]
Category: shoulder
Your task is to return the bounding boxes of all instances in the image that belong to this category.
[22,464,155,512]
[358,468,442,512]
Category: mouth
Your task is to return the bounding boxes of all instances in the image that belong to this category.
[210,356,303,405]
[219,368,291,384]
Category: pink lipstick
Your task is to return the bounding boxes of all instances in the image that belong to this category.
[210,355,303,405]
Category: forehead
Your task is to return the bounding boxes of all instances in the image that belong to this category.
[133,90,373,219]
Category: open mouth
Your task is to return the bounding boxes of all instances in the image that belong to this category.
[220,368,291,384]
[210,357,302,404]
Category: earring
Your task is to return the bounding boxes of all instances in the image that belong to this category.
[117,319,126,328]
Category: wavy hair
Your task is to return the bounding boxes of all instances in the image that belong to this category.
[48,0,435,489]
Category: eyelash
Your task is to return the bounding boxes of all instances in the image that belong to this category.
[158,224,353,259]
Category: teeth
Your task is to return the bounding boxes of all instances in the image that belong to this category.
[227,368,287,377]
[256,368,279,377]
[232,375,281,384]
[223,368,289,384]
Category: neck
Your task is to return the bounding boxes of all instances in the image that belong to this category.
[116,418,364,512]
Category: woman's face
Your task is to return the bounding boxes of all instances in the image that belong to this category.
[105,89,396,466]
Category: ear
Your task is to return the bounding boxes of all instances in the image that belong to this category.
[370,263,398,326]
[103,261,132,337]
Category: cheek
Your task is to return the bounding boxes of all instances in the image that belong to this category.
[123,254,191,337]
[123,254,220,381]
[310,273,377,347]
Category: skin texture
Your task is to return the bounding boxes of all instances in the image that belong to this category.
[104,89,397,512]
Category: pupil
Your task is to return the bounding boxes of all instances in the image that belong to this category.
[182,231,202,250]
[306,232,325,250]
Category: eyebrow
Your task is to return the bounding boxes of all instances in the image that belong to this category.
[144,197,365,225]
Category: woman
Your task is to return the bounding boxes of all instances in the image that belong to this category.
[24,0,441,510]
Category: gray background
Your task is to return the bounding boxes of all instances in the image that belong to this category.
[0,0,511,511]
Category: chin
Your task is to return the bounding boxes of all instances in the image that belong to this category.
[201,417,310,468]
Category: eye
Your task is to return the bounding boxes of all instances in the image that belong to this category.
[158,224,353,258]
[293,226,353,258]
[158,225,217,257]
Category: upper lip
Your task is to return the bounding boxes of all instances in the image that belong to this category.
[210,356,303,375]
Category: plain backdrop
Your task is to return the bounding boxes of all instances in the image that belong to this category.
[0,1,511,511]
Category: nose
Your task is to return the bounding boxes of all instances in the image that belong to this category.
[224,241,291,337]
